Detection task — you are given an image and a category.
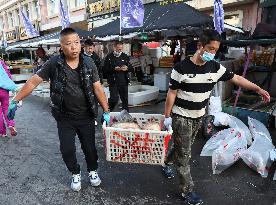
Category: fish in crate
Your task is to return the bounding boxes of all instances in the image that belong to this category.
[103,110,172,165]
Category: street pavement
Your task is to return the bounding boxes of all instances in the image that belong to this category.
[0,95,276,205]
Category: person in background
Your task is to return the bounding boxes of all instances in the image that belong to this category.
[0,59,17,137]
[7,28,110,192]
[83,39,103,126]
[33,47,49,73]
[103,41,133,112]
[163,29,270,205]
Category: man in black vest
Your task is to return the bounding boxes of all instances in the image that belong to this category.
[83,39,102,126]
[103,41,133,112]
[7,28,110,192]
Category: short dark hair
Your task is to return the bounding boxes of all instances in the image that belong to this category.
[59,27,77,38]
[199,29,221,46]
[114,41,123,46]
[84,39,95,46]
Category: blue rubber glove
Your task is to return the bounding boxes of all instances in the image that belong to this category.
[102,112,110,125]
[164,117,172,130]
[7,100,18,120]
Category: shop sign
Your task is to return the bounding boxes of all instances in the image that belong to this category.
[19,22,40,40]
[87,0,119,17]
[19,27,28,40]
[159,0,187,6]
[6,30,18,42]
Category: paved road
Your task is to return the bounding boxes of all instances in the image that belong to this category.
[0,95,276,205]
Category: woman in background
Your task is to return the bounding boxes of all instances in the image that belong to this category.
[0,59,17,137]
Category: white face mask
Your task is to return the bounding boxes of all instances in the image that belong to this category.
[84,51,92,56]
[114,51,122,57]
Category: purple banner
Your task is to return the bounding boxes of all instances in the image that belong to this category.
[20,10,39,38]
[60,0,71,29]
[214,0,224,34]
[121,0,144,28]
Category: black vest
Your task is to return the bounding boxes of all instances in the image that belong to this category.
[49,54,95,120]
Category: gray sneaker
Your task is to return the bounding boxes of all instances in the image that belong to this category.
[71,173,81,192]
[88,170,101,187]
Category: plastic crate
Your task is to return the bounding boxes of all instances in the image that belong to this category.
[103,112,172,165]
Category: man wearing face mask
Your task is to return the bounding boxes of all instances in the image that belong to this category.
[103,41,133,112]
[162,29,270,205]
[83,39,103,126]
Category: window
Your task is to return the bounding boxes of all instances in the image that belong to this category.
[69,0,85,9]
[8,12,13,28]
[0,17,3,30]
[14,9,20,26]
[22,4,30,18]
[47,0,59,16]
[32,0,40,20]
[224,10,243,28]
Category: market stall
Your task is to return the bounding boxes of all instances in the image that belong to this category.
[220,23,276,126]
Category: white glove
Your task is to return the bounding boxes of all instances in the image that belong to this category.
[164,117,172,130]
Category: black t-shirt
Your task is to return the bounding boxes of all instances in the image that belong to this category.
[62,64,89,118]
[36,56,100,118]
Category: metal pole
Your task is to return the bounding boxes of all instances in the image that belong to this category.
[232,46,253,115]
[119,0,122,41]
[30,50,33,63]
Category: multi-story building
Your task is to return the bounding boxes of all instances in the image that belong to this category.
[0,0,88,45]
[40,0,87,33]
[186,0,262,33]
[0,0,41,44]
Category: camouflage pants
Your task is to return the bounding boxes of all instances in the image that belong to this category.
[165,114,202,194]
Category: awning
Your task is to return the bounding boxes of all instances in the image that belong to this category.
[89,1,213,37]
[6,32,59,51]
[6,28,91,51]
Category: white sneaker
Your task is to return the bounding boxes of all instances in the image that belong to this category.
[88,170,101,187]
[95,121,98,126]
[71,173,81,191]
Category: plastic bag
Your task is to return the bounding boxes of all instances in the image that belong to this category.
[228,116,252,146]
[213,112,231,127]
[241,133,274,177]
[208,96,222,115]
[200,128,238,156]
[248,117,271,140]
[211,112,252,146]
[241,118,274,177]
[212,130,247,174]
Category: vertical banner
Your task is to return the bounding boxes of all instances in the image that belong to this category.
[60,0,71,29]
[121,0,144,28]
[214,0,224,34]
[20,10,39,37]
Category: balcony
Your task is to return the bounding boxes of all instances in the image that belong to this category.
[0,0,18,11]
